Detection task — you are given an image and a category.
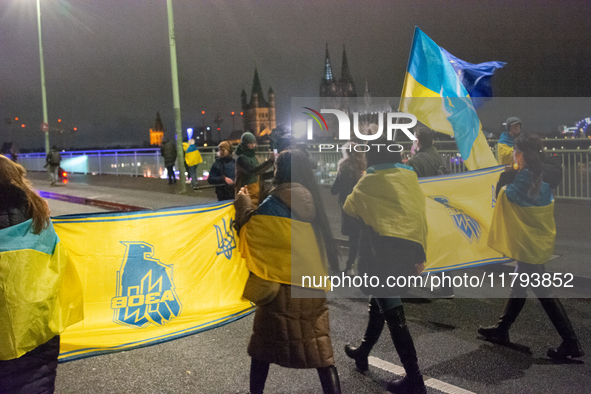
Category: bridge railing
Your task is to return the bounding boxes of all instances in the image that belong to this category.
[16,147,591,200]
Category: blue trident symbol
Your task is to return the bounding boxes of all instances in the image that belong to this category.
[214,218,236,260]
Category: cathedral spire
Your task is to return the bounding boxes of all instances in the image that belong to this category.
[250,68,268,107]
[340,45,351,82]
[323,43,334,82]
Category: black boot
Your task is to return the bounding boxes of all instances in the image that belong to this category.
[317,365,342,394]
[538,297,585,359]
[249,358,270,394]
[478,296,526,344]
[344,298,385,371]
[383,305,426,394]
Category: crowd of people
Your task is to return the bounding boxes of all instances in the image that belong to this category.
[1,119,585,393]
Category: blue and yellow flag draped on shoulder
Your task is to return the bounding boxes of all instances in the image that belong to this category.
[51,201,252,362]
[0,220,83,360]
[239,196,329,290]
[400,27,501,170]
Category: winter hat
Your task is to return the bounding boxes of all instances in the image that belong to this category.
[218,141,233,153]
[241,132,257,145]
[505,117,522,128]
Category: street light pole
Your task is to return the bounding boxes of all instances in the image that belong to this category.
[166,0,186,192]
[36,0,49,154]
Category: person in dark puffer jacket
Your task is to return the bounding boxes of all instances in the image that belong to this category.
[0,155,60,394]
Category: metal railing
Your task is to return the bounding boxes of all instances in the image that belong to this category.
[16,146,591,200]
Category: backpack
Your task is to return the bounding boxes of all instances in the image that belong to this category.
[48,151,61,165]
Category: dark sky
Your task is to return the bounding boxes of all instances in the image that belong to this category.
[1,0,591,149]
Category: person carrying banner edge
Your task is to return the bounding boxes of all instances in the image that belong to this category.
[234,149,342,394]
[0,155,84,392]
[342,143,428,394]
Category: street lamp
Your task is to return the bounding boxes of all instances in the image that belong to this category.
[36,0,50,154]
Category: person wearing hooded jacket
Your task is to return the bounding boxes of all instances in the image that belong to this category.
[234,149,342,394]
[207,141,236,201]
[160,137,178,184]
[497,117,522,165]
[234,132,274,206]
[342,145,428,394]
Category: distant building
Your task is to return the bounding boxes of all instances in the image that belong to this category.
[150,112,164,146]
[319,45,393,139]
[242,69,276,137]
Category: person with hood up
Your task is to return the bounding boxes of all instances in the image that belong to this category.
[342,144,428,394]
[234,149,342,394]
[182,139,203,189]
[0,155,84,392]
[235,132,274,206]
[207,141,236,201]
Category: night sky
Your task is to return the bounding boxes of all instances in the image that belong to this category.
[1,0,590,150]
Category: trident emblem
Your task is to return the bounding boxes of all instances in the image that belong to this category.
[214,218,236,260]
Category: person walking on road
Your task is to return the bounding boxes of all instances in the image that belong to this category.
[497,117,522,165]
[161,138,177,184]
[183,139,203,189]
[234,149,342,394]
[479,133,584,360]
[207,141,236,201]
[235,132,274,207]
[45,145,61,186]
[343,145,428,394]
[330,141,366,276]
[0,155,84,393]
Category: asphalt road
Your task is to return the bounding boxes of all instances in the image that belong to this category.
[32,174,590,393]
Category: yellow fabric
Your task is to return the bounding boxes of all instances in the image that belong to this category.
[400,72,498,170]
[239,215,329,290]
[418,166,509,271]
[0,241,83,360]
[183,143,203,167]
[52,203,252,361]
[497,143,514,165]
[488,189,556,265]
[343,166,428,254]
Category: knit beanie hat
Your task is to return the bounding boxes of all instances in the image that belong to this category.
[218,141,233,153]
[241,132,257,145]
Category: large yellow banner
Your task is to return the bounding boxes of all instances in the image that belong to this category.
[53,201,253,362]
[419,165,511,272]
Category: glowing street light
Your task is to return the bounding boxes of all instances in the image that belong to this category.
[36,0,50,154]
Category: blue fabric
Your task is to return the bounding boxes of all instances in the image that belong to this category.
[186,144,197,153]
[407,27,481,161]
[505,169,553,207]
[441,48,505,108]
[367,162,414,174]
[0,219,58,254]
[256,195,291,219]
[498,132,514,148]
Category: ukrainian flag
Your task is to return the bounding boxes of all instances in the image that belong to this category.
[0,220,84,360]
[400,27,499,170]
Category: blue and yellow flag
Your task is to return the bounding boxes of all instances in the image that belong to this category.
[52,201,252,362]
[488,188,556,265]
[0,220,84,360]
[400,27,499,170]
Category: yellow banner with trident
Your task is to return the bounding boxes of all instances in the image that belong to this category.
[52,201,253,362]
